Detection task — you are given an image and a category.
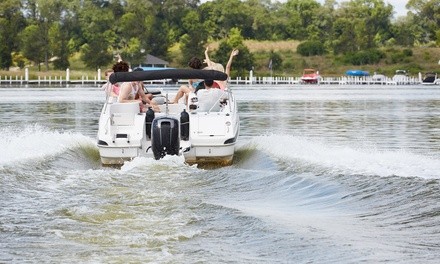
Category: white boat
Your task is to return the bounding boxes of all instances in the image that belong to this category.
[419,72,439,85]
[97,69,240,166]
[371,72,387,84]
[392,70,409,85]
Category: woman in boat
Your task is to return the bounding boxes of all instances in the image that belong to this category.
[113,61,159,112]
[204,46,239,90]
[101,68,120,98]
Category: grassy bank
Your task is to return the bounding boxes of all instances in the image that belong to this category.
[1,41,439,79]
[245,40,440,77]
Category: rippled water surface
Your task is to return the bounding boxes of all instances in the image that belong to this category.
[1,84,440,263]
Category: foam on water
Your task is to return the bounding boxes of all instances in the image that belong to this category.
[120,155,189,172]
[250,134,440,179]
[0,124,96,167]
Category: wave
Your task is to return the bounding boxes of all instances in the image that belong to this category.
[242,134,440,179]
[0,124,98,169]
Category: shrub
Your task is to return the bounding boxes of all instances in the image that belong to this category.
[297,41,326,56]
[402,49,413,57]
[268,51,283,70]
[282,60,295,72]
[343,49,385,65]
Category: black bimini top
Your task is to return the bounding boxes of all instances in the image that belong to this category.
[109,69,228,84]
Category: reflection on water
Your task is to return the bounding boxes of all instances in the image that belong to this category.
[239,97,440,156]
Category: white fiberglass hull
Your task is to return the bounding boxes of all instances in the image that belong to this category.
[97,89,239,166]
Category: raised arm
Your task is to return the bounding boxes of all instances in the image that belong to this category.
[204,46,214,67]
[226,49,239,77]
[116,54,122,62]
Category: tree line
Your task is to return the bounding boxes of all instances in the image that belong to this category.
[0,0,438,77]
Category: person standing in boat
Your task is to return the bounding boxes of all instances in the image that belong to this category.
[170,56,204,103]
[204,46,239,90]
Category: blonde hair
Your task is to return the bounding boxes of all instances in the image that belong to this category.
[204,62,225,72]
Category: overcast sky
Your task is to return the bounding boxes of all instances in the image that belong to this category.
[318,0,409,17]
[385,0,409,17]
[200,1,409,18]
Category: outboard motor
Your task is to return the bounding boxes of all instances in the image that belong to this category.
[145,107,155,139]
[180,109,189,141]
[151,117,180,160]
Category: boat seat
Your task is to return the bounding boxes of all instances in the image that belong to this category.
[110,102,139,126]
[158,103,186,114]
[197,89,225,112]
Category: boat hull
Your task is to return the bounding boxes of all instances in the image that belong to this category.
[346,70,369,76]
[99,146,140,165]
[301,69,320,84]
[300,77,319,84]
[184,144,235,165]
[97,88,239,166]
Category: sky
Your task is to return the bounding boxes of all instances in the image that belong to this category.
[385,0,409,17]
[200,0,410,18]
[316,0,409,17]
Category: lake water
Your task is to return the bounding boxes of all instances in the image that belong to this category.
[1,84,439,263]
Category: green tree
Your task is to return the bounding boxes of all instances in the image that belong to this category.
[407,0,440,44]
[199,0,254,39]
[297,41,326,56]
[390,16,418,46]
[159,0,194,49]
[0,0,25,70]
[241,0,275,40]
[179,10,208,64]
[331,17,357,54]
[332,0,393,53]
[314,0,337,46]
[280,0,321,40]
[19,25,45,70]
[213,28,254,77]
[268,50,283,70]
[78,0,114,69]
[49,23,70,69]
[122,37,144,67]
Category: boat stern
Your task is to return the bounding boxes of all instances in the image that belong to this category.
[184,110,239,165]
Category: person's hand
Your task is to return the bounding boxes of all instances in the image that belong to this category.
[231,49,239,57]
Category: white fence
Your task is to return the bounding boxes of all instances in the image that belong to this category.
[0,68,436,86]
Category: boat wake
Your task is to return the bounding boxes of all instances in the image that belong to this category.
[205,134,440,262]
[0,124,99,170]
[237,134,440,179]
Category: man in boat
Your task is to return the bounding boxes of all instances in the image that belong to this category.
[195,79,229,112]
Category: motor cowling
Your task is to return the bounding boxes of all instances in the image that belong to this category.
[180,109,189,141]
[151,117,180,160]
[145,107,155,139]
